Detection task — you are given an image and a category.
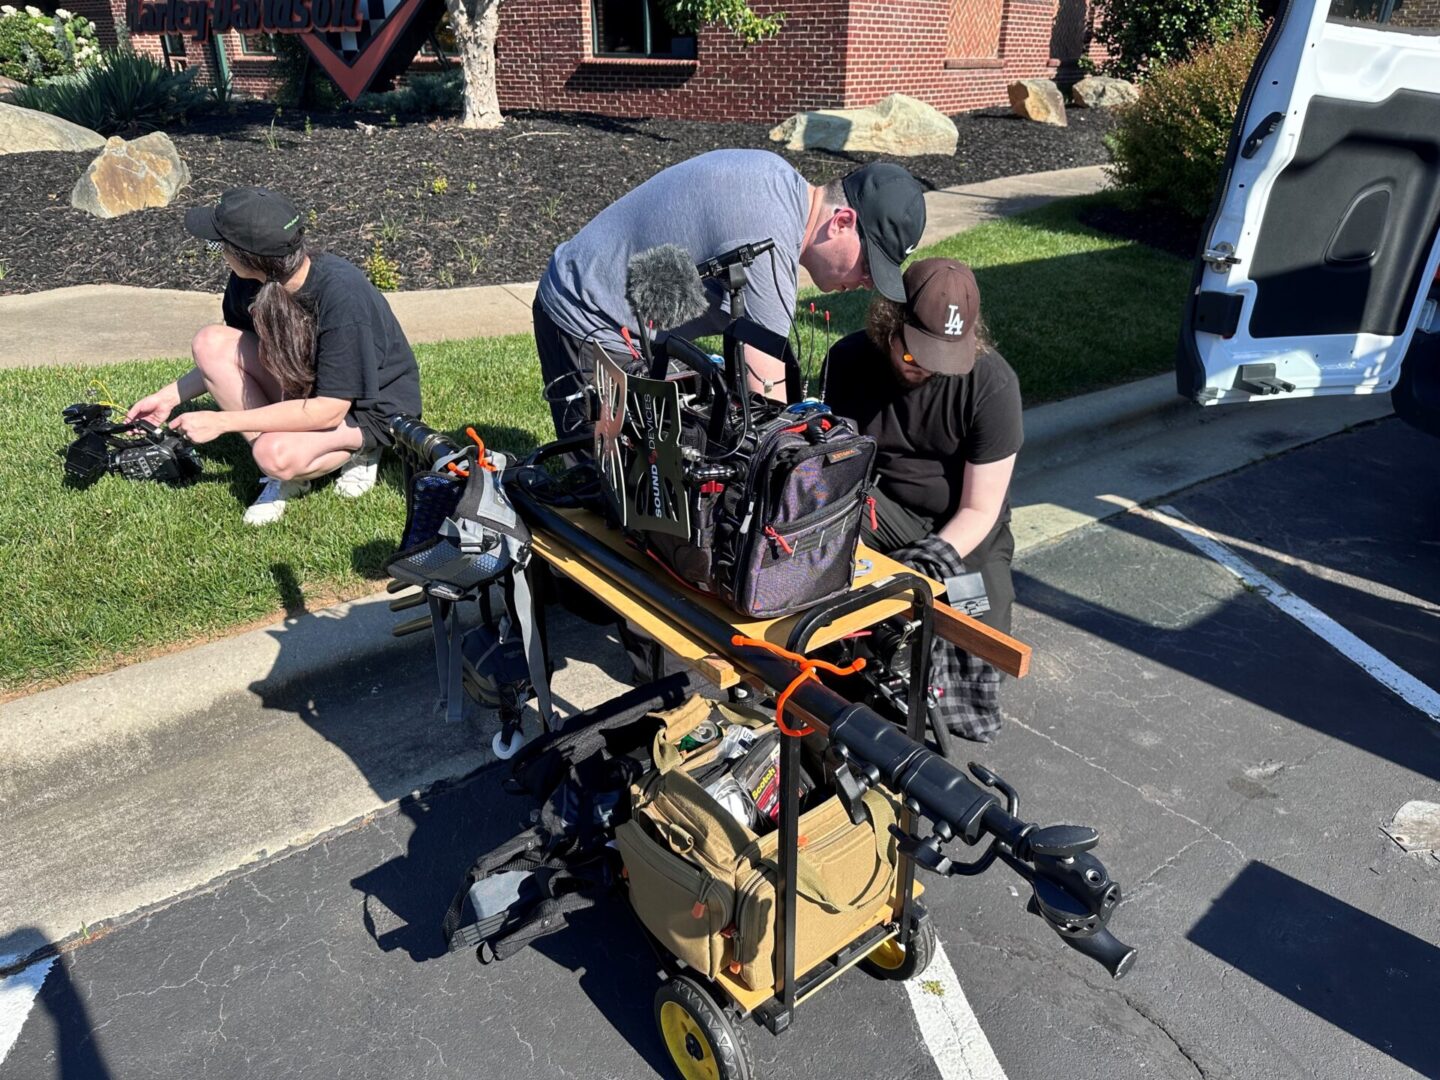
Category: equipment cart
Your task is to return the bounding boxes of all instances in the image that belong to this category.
[511,478,1133,1080]
[387,424,1137,1080]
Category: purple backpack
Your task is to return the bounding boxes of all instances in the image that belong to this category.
[649,409,877,619]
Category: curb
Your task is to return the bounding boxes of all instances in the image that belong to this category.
[0,590,421,786]
[1016,372,1191,479]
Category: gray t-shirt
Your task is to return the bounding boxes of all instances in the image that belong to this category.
[537,149,811,351]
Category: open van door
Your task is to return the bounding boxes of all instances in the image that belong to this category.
[1178,0,1440,429]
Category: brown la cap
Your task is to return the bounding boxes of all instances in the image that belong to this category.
[900,258,980,375]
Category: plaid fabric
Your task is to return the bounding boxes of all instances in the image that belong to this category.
[890,534,1003,743]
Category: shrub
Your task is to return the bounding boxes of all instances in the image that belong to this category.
[270,32,342,110]
[1090,0,1260,81]
[9,47,199,134]
[661,0,784,42]
[0,5,100,84]
[364,243,400,291]
[1105,24,1265,220]
[356,71,462,117]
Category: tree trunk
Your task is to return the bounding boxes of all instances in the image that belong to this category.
[447,0,504,129]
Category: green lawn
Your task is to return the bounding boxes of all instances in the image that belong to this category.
[803,193,1193,404]
[1,194,1190,693]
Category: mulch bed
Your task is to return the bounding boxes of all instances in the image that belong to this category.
[0,102,1118,295]
[1076,199,1203,260]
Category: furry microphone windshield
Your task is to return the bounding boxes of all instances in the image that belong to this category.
[625,245,711,331]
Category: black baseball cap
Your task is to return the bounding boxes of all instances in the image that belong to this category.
[184,187,304,258]
[842,163,927,303]
[900,258,981,375]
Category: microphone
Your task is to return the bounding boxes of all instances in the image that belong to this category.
[625,245,711,331]
[696,238,775,280]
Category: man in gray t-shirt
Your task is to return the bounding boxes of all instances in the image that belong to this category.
[533,149,927,441]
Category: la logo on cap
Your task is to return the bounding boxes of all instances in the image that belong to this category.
[944,304,965,336]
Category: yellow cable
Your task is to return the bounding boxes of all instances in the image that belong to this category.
[87,378,127,413]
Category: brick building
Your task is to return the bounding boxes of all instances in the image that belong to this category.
[68,0,1108,124]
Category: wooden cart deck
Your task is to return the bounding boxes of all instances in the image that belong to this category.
[529,507,1030,688]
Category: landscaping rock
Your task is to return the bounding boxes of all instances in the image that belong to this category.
[69,133,191,219]
[1070,75,1139,109]
[0,101,105,154]
[769,93,959,157]
[1008,80,1068,127]
[0,76,21,101]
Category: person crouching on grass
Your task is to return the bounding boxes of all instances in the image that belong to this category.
[127,187,422,525]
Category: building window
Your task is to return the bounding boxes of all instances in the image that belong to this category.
[592,0,697,58]
[240,33,276,55]
[420,13,458,57]
[1328,0,1440,32]
[160,33,186,70]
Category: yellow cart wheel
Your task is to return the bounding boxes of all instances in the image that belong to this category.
[860,915,937,981]
[654,975,754,1080]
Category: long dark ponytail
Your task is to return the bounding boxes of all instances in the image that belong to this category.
[225,241,317,399]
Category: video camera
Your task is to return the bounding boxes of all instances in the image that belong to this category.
[61,403,202,486]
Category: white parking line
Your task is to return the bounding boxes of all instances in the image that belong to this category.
[1153,505,1440,722]
[905,942,1009,1080]
[0,958,53,1066]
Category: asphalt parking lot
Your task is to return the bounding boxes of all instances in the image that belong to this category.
[4,417,1437,1080]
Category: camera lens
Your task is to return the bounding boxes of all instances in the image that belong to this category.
[388,414,459,465]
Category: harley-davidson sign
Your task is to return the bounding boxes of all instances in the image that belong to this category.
[126,0,446,100]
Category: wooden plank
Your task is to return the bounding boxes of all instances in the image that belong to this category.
[929,601,1032,679]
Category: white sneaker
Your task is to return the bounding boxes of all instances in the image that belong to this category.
[243,476,311,526]
[334,447,382,498]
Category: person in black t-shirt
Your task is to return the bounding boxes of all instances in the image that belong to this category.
[127,188,422,525]
[823,258,1023,739]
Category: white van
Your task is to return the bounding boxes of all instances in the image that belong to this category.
[1179,0,1440,437]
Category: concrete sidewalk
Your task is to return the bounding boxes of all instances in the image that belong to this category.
[0,165,1108,368]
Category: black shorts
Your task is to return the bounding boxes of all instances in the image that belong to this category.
[345,411,384,452]
[534,296,631,444]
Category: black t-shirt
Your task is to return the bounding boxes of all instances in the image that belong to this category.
[222,252,421,439]
[823,330,1024,525]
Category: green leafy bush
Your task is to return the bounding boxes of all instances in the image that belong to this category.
[9,47,199,134]
[270,32,343,110]
[0,5,100,83]
[1090,0,1260,81]
[1105,24,1265,219]
[356,71,462,117]
[364,243,401,291]
[660,0,785,42]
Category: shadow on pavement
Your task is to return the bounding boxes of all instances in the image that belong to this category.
[1014,494,1440,784]
[1188,861,1440,1078]
[1,930,113,1080]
